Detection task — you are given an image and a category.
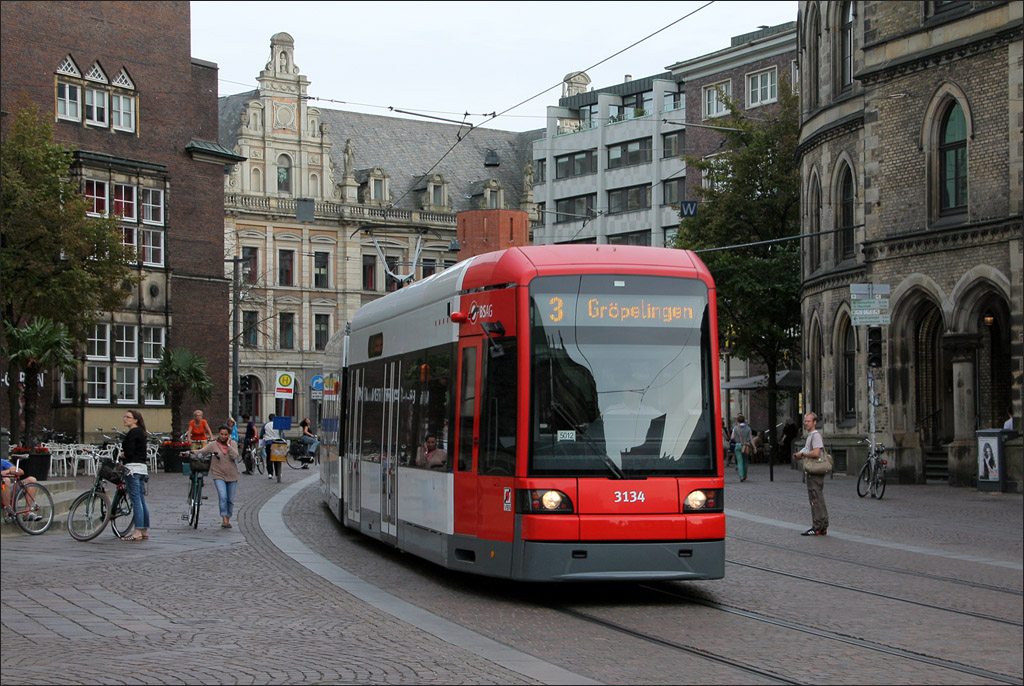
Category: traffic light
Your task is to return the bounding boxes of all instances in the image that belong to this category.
[867,327,883,367]
[239,376,250,394]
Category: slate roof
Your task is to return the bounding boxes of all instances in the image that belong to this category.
[219,92,542,214]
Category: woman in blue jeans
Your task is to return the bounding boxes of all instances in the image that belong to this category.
[299,417,319,461]
[196,425,241,528]
[120,410,151,541]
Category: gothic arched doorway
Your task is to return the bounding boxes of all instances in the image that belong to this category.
[914,304,952,451]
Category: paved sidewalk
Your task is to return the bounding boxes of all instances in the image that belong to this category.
[0,466,567,685]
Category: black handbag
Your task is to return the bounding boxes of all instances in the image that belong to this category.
[189,454,212,473]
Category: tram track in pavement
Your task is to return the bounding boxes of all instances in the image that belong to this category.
[630,583,1024,686]
[729,533,1024,597]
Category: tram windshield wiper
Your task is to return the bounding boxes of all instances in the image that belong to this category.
[550,400,625,480]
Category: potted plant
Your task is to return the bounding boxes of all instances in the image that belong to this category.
[158,440,191,473]
[11,444,51,481]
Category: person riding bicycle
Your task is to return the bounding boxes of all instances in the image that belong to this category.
[188,410,213,449]
[1,458,41,521]
[299,417,319,464]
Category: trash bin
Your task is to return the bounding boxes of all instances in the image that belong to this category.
[976,429,1011,492]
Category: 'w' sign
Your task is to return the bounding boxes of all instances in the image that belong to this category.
[679,201,698,217]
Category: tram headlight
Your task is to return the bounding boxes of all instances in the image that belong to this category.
[517,489,574,513]
[684,489,721,511]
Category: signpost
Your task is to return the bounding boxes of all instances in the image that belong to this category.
[851,284,890,462]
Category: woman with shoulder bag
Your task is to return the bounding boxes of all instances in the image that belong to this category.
[793,412,829,536]
[730,414,753,482]
[196,425,241,528]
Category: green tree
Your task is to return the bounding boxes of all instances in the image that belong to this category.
[670,81,802,453]
[144,348,214,439]
[4,319,77,448]
[2,104,139,442]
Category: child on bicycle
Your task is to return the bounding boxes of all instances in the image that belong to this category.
[0,458,41,520]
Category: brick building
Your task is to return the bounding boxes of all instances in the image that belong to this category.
[0,1,241,441]
[796,1,1022,484]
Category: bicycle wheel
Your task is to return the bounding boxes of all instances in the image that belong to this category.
[873,467,887,500]
[188,478,201,528]
[109,490,135,538]
[856,463,870,498]
[67,491,111,541]
[252,448,265,474]
[14,483,54,535]
[285,449,303,470]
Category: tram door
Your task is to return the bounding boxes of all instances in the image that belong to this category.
[454,339,482,536]
[381,360,401,539]
[344,368,361,526]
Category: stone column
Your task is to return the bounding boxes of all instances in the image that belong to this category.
[943,333,981,485]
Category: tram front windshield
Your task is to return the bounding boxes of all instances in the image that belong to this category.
[530,274,715,477]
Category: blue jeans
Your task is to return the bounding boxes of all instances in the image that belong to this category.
[123,472,150,530]
[734,445,747,480]
[300,435,319,456]
[214,479,237,518]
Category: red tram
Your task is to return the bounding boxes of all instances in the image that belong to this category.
[319,245,725,581]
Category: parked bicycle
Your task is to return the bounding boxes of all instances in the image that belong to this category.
[182,451,211,528]
[857,442,887,500]
[1,463,54,535]
[66,455,135,541]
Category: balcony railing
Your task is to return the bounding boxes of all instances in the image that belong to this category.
[224,194,456,226]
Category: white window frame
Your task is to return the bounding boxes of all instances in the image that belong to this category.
[431,183,444,206]
[60,373,76,404]
[84,179,107,216]
[702,80,731,119]
[121,226,137,254]
[87,323,109,360]
[142,367,164,405]
[141,326,164,362]
[113,183,136,220]
[115,366,138,404]
[313,313,331,351]
[57,82,81,121]
[113,325,137,362]
[139,228,164,266]
[372,177,385,201]
[111,93,135,132]
[86,365,110,403]
[141,188,163,225]
[747,67,777,108]
[84,87,108,127]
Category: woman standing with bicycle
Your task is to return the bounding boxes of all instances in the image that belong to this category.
[195,425,240,528]
[121,410,151,542]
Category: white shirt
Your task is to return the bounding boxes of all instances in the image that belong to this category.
[1004,417,1014,431]
[802,429,824,454]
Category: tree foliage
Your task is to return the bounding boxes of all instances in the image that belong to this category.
[1,104,139,337]
[670,81,802,443]
[4,319,77,447]
[144,348,213,438]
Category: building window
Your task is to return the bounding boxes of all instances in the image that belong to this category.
[87,323,109,360]
[607,138,652,169]
[115,366,137,404]
[313,251,329,288]
[111,93,135,132]
[86,365,109,403]
[664,90,684,112]
[703,80,731,119]
[279,313,295,349]
[808,180,821,272]
[422,258,436,280]
[621,92,654,119]
[747,68,777,108]
[806,8,820,110]
[57,82,81,121]
[384,256,400,293]
[608,184,652,214]
[141,188,163,224]
[278,249,294,286]
[84,180,107,216]
[121,226,136,253]
[663,178,685,206]
[277,154,292,193]
[141,326,164,362]
[143,368,163,404]
[840,321,856,419]
[939,102,967,214]
[555,194,596,223]
[372,177,385,201]
[242,311,258,348]
[112,184,136,220]
[60,373,76,404]
[486,188,500,209]
[555,150,597,179]
[534,159,546,184]
[242,247,258,283]
[314,314,330,351]
[430,183,444,206]
[362,254,376,290]
[577,103,599,129]
[113,325,137,361]
[84,88,107,126]
[663,131,684,159]
[837,166,855,260]
[139,228,163,266]
[608,230,651,246]
[839,1,854,92]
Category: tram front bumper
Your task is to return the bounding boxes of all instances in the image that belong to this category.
[512,539,725,582]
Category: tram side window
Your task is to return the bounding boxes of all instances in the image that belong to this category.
[479,339,517,477]
[458,347,477,472]
[360,363,385,463]
[406,345,453,470]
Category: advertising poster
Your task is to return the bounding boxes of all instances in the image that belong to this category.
[978,436,999,481]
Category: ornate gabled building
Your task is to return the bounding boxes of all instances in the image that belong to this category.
[219,33,539,425]
[796,1,1022,485]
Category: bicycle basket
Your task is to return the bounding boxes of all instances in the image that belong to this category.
[98,461,128,484]
[188,454,212,473]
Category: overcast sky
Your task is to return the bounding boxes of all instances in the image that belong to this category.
[191,1,798,133]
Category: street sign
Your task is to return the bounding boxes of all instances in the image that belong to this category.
[850,283,890,297]
[852,313,891,326]
[679,201,698,217]
[852,298,889,310]
[275,371,294,399]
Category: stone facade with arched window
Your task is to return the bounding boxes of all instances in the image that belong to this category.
[797,1,1022,486]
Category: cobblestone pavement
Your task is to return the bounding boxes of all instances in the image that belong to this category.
[3,461,1021,685]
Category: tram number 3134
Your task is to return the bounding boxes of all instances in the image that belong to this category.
[614,491,646,503]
